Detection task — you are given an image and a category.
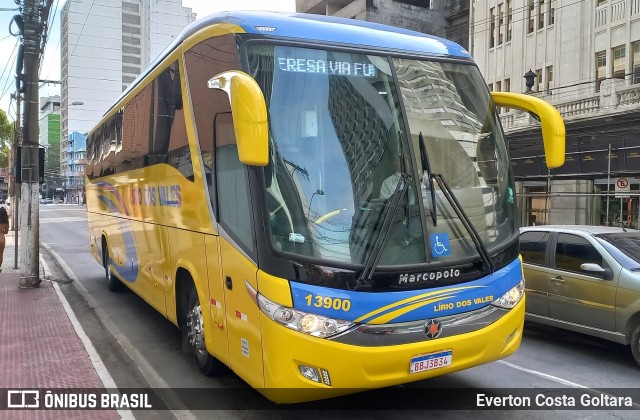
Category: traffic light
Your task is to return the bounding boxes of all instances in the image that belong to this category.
[15,146,45,184]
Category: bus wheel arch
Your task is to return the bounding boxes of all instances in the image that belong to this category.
[175,269,224,376]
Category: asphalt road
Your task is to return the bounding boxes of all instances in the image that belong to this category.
[38,204,640,419]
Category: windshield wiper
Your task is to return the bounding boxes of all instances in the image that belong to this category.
[354,172,411,290]
[432,173,494,273]
[418,132,437,225]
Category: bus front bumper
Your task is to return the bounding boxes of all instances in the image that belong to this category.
[258,297,525,403]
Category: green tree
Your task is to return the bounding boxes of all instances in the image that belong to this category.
[0,109,12,168]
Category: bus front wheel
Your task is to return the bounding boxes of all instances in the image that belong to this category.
[102,239,123,292]
[186,285,224,376]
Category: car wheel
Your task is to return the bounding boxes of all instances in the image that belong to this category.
[631,324,640,367]
[186,285,224,376]
[103,241,123,292]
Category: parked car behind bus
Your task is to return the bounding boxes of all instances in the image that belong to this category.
[520,225,640,366]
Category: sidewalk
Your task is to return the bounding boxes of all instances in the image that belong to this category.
[0,232,120,419]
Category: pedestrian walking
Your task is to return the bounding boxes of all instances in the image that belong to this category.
[5,202,11,230]
[0,207,9,272]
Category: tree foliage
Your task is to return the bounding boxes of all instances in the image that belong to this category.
[0,109,13,168]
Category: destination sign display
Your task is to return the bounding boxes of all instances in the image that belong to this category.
[276,57,377,77]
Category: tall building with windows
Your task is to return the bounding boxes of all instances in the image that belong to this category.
[296,1,470,49]
[472,0,640,228]
[60,0,195,203]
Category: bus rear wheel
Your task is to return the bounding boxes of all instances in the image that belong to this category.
[186,285,224,376]
[102,240,123,292]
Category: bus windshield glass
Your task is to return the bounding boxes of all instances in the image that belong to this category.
[247,44,517,266]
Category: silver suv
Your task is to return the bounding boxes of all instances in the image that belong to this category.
[519,225,640,366]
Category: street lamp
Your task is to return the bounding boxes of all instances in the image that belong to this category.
[524,69,537,93]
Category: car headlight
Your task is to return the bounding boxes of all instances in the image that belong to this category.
[246,281,354,338]
[491,278,525,309]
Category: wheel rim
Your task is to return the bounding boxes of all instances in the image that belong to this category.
[187,300,207,357]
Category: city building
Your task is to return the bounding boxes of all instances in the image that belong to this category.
[66,131,86,204]
[472,0,640,228]
[0,169,8,203]
[39,95,61,199]
[296,0,470,49]
[60,0,195,203]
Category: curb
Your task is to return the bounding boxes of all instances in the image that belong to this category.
[39,254,133,420]
[40,243,195,420]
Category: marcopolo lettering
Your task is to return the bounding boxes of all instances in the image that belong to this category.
[399,269,461,284]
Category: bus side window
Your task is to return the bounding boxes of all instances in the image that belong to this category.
[215,113,255,253]
[183,33,237,176]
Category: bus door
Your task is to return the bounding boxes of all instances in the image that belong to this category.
[204,235,230,366]
[215,113,265,388]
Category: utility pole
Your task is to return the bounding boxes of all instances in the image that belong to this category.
[19,0,54,287]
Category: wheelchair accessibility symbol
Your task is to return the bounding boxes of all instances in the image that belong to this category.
[430,233,451,257]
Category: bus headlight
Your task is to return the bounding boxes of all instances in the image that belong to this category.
[255,292,354,338]
[491,278,525,309]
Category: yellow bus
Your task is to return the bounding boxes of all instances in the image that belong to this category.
[86,11,565,403]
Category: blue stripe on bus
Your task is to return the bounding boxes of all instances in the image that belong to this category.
[96,182,139,283]
[289,258,522,324]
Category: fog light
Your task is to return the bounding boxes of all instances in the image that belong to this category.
[298,365,320,383]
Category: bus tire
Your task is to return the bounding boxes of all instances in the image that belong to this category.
[631,323,640,367]
[102,240,123,292]
[186,285,224,376]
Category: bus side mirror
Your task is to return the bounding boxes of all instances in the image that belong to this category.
[491,92,565,169]
[208,71,269,166]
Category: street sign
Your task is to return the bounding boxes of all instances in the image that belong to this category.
[615,177,630,198]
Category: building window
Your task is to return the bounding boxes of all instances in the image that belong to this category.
[538,0,545,30]
[535,69,542,92]
[527,0,535,33]
[632,41,640,84]
[548,0,555,25]
[597,0,607,5]
[507,0,513,41]
[488,83,493,91]
[504,78,511,92]
[495,81,502,91]
[490,7,496,48]
[596,50,606,92]
[612,45,626,79]
[498,4,504,45]
[395,0,432,7]
[545,66,553,94]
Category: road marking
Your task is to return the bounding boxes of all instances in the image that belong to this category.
[498,360,640,409]
[498,360,588,388]
[41,256,134,420]
[42,242,197,420]
[40,217,87,223]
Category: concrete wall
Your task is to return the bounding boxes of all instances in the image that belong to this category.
[297,0,448,37]
[548,180,594,225]
[366,0,446,37]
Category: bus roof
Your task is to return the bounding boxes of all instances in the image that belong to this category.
[105,11,470,122]
[202,11,469,58]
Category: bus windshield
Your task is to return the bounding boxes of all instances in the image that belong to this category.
[247,44,516,267]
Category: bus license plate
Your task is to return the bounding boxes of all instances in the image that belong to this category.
[409,350,452,374]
